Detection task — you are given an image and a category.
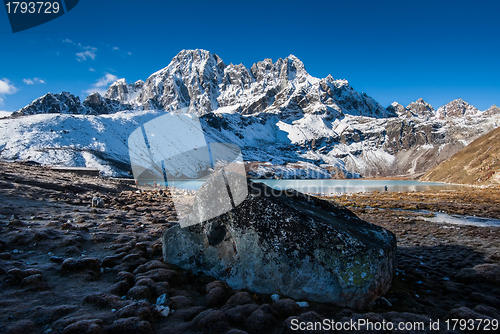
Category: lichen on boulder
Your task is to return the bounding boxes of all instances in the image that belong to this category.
[162,177,396,309]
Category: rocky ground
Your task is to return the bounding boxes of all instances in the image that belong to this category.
[1,161,499,333]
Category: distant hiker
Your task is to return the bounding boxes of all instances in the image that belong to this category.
[385,185,388,192]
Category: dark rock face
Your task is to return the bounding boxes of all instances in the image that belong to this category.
[13,92,84,116]
[83,92,131,115]
[163,179,396,309]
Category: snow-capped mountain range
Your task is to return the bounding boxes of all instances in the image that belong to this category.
[1,49,499,178]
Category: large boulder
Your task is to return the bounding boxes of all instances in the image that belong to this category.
[162,178,396,309]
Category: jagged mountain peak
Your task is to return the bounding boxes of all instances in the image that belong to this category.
[386,102,408,117]
[436,98,479,119]
[111,78,126,85]
[14,50,398,119]
[406,98,435,119]
[484,105,500,116]
[13,91,84,116]
[165,49,225,73]
[104,78,144,105]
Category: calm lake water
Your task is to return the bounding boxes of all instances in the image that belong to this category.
[254,179,468,195]
[156,178,467,194]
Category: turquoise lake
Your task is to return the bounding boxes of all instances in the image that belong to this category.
[253,179,468,195]
[164,179,468,194]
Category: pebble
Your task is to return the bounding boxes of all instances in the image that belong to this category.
[296,301,309,308]
[127,285,151,301]
[91,197,105,208]
[245,306,275,333]
[271,299,300,318]
[156,305,170,317]
[193,309,228,334]
[156,293,170,306]
[271,294,280,301]
[107,317,152,334]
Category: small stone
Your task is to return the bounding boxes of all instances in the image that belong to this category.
[107,317,153,334]
[115,301,152,320]
[50,256,64,264]
[206,280,226,293]
[116,271,135,286]
[91,197,105,208]
[206,287,227,307]
[224,304,259,326]
[61,258,100,274]
[6,268,42,285]
[135,277,158,295]
[137,268,178,283]
[225,292,255,307]
[127,285,151,301]
[61,319,103,334]
[245,306,274,333]
[8,219,25,227]
[133,260,168,275]
[156,305,170,317]
[61,223,75,230]
[193,309,228,334]
[108,281,130,297]
[474,264,500,285]
[21,274,49,291]
[156,293,170,306]
[271,294,280,301]
[271,299,300,318]
[296,301,309,308]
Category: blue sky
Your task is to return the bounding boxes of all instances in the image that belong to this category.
[0,0,499,113]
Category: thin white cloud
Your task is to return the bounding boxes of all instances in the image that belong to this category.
[63,38,98,61]
[0,79,18,105]
[89,68,96,72]
[112,46,119,51]
[23,77,46,85]
[95,73,119,87]
[77,48,97,61]
[84,73,120,96]
[128,52,132,56]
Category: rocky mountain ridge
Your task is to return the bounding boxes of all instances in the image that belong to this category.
[3,49,500,178]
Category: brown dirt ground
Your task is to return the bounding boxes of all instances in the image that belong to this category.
[1,161,499,334]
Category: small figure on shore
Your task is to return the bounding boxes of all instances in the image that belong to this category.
[385,185,388,192]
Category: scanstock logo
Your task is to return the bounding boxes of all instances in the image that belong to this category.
[128,110,248,228]
[3,0,79,33]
